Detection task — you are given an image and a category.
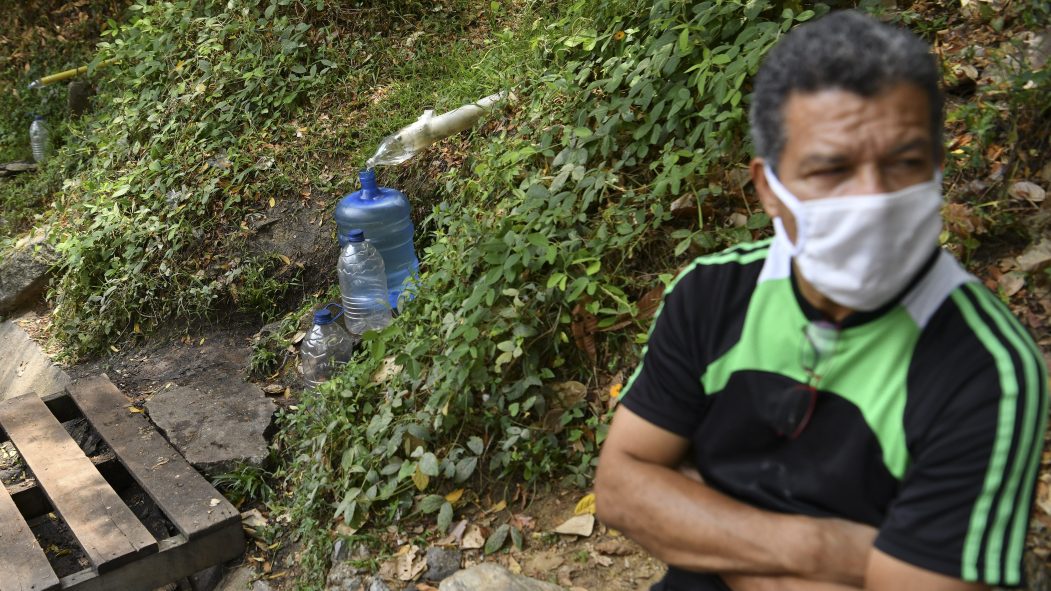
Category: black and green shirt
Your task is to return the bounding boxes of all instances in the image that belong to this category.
[621,237,1048,589]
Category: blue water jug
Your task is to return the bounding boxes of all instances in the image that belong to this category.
[335,169,419,309]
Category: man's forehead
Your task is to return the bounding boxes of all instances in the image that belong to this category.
[780,84,933,159]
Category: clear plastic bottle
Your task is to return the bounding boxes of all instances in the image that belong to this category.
[29,115,50,164]
[300,305,356,388]
[338,229,393,337]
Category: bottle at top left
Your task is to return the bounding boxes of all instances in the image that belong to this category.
[30,115,50,163]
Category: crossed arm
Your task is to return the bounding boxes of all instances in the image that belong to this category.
[593,407,988,591]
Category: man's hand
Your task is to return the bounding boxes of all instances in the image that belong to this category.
[595,406,876,585]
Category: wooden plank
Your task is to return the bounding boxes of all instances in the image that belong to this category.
[62,526,245,591]
[8,453,129,521]
[0,393,158,573]
[68,376,240,539]
[0,471,61,591]
[1,391,83,444]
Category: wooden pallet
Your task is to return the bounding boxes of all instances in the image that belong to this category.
[0,376,245,591]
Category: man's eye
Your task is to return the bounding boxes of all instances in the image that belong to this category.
[894,158,926,169]
[812,167,847,177]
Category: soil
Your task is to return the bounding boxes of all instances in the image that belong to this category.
[65,319,264,401]
[247,486,666,591]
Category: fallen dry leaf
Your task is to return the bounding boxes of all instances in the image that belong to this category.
[670,193,698,218]
[509,513,535,531]
[507,555,522,574]
[635,285,664,321]
[461,524,486,549]
[570,303,598,365]
[554,514,595,537]
[574,492,597,516]
[1009,180,1046,203]
[436,519,468,546]
[591,552,614,567]
[241,509,267,529]
[524,552,565,574]
[998,271,1026,297]
[595,539,636,556]
[372,356,404,384]
[396,544,427,581]
[1017,238,1051,272]
[551,381,587,410]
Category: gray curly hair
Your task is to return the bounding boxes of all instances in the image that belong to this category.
[749,10,944,170]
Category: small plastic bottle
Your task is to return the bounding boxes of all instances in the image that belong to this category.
[29,115,50,164]
[300,305,355,388]
[338,229,393,337]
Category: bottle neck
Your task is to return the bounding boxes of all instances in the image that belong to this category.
[359,169,379,198]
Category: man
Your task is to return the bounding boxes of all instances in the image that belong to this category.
[595,10,1048,591]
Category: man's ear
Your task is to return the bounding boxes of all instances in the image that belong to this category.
[750,157,781,219]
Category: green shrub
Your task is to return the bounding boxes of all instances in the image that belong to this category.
[46,0,334,349]
[276,0,807,583]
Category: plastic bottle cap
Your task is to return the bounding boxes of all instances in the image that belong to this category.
[347,229,365,243]
[313,308,334,325]
[33,115,44,121]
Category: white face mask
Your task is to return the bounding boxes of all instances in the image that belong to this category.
[764,164,943,311]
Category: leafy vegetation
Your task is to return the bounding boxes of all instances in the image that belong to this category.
[271,0,818,583]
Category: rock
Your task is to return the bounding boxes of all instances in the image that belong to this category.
[216,566,255,591]
[325,562,366,591]
[0,320,71,401]
[423,547,462,582]
[438,564,562,591]
[332,538,351,562]
[189,565,224,591]
[241,508,267,530]
[145,377,276,477]
[0,161,37,177]
[367,580,390,591]
[251,582,272,591]
[0,240,54,313]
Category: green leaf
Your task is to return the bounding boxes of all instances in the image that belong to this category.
[420,452,440,477]
[467,436,484,455]
[419,494,445,513]
[455,457,478,482]
[484,524,510,554]
[437,502,454,533]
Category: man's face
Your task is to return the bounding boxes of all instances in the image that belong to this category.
[753,83,938,243]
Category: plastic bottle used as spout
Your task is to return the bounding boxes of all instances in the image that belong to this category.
[366,92,505,168]
[334,169,418,309]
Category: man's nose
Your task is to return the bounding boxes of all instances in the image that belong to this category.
[851,166,891,195]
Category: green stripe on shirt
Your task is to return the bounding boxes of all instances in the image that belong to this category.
[952,287,1023,583]
[969,284,1046,584]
